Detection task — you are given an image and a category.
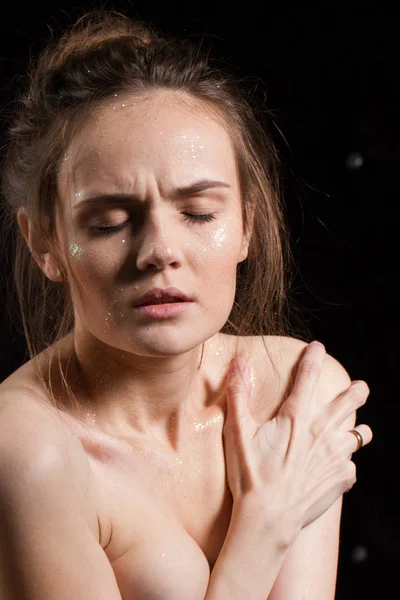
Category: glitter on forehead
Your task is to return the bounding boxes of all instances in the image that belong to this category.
[170,133,206,170]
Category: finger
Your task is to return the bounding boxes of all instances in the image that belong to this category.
[282,341,326,416]
[346,424,373,458]
[327,380,370,430]
[225,356,252,424]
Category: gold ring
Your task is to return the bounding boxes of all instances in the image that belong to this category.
[349,429,364,451]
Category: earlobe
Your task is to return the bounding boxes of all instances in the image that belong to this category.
[239,217,253,263]
[238,235,250,263]
[41,253,64,282]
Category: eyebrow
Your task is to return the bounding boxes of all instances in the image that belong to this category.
[73,179,231,209]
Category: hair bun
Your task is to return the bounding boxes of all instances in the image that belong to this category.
[42,10,156,72]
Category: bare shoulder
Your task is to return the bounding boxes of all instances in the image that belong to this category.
[0,381,100,545]
[234,335,352,421]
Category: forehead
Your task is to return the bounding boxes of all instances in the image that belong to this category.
[59,91,238,195]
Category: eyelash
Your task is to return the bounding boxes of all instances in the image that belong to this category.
[90,213,217,234]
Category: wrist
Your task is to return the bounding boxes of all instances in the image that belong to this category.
[232,492,300,550]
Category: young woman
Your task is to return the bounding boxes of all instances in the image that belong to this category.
[0,10,372,599]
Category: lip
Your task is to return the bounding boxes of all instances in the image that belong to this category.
[135,302,192,318]
[134,286,192,308]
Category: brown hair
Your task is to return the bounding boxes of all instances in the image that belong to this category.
[0,10,310,415]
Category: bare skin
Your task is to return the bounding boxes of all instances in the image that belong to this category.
[0,330,290,600]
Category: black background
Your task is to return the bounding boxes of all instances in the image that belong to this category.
[0,2,397,597]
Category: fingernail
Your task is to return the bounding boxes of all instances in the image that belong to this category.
[229,356,247,375]
[229,358,240,374]
[311,341,325,349]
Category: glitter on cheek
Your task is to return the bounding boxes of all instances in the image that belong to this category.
[205,216,241,255]
[211,227,227,247]
[68,240,84,258]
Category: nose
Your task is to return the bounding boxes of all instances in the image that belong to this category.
[135,209,181,271]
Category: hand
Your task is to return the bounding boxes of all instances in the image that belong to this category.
[222,341,373,534]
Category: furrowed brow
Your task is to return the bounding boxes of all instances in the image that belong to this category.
[73,179,231,210]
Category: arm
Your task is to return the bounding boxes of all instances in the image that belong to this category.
[0,396,123,600]
[204,494,299,600]
[267,344,356,600]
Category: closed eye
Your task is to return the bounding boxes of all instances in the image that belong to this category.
[89,213,217,235]
[181,213,217,225]
[90,219,131,234]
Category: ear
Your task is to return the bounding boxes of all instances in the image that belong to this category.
[238,200,254,263]
[17,208,64,283]
[238,232,250,263]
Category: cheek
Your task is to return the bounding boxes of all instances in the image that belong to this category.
[66,240,121,298]
[194,218,243,271]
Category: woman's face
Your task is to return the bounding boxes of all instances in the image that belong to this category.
[56,90,250,358]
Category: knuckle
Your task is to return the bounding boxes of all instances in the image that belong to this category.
[326,434,337,454]
[229,386,244,398]
[346,460,357,480]
[343,481,355,494]
[343,477,356,494]
[228,379,246,396]
[301,359,319,379]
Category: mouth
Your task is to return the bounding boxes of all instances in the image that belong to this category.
[134,299,192,318]
[134,287,192,308]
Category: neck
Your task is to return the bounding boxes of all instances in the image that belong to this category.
[53,329,225,453]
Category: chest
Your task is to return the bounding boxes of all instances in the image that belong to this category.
[90,426,233,600]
